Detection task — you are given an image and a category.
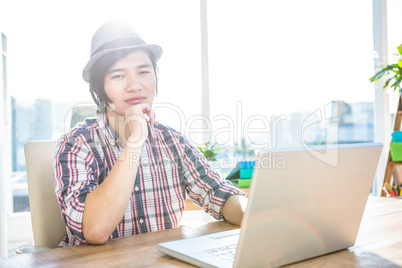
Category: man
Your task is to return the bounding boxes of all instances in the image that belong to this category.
[54,21,247,246]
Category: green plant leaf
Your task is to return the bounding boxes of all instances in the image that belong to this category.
[395,75,402,92]
[197,142,219,161]
[398,44,402,55]
[384,78,391,88]
[370,44,402,92]
[370,62,402,91]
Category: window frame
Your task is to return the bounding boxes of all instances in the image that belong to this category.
[372,0,391,195]
[0,30,10,257]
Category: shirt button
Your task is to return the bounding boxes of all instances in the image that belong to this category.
[135,186,139,191]
[139,218,144,224]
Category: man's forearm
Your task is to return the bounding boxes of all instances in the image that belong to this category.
[82,145,142,244]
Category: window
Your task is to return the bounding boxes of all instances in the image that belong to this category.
[207,1,375,159]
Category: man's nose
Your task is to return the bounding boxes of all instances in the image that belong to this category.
[127,74,142,92]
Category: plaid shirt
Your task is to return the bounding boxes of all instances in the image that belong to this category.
[54,112,243,246]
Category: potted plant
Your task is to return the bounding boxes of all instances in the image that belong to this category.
[197,142,219,161]
[197,142,222,172]
[370,44,402,94]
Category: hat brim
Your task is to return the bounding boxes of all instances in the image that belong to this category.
[82,44,162,83]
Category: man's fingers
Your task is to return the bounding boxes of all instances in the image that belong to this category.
[150,109,155,125]
[141,105,155,125]
[125,103,154,124]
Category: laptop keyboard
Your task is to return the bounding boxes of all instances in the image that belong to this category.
[204,244,237,261]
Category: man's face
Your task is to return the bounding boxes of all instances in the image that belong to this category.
[103,49,156,117]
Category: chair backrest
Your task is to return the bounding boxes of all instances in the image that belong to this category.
[24,141,66,248]
[70,104,96,128]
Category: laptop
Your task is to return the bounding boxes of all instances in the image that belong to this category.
[158,143,383,268]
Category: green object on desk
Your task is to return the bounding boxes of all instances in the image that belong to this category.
[229,178,252,188]
[390,142,402,161]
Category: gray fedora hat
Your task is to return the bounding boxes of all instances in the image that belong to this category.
[82,21,163,82]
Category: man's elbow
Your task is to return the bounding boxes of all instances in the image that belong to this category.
[222,195,248,226]
[83,227,110,245]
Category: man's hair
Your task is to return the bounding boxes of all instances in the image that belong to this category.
[89,48,159,108]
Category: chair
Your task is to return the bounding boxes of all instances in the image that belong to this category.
[18,141,66,253]
[70,103,96,128]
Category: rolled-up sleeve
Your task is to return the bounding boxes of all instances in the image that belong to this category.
[54,136,99,245]
[179,136,245,220]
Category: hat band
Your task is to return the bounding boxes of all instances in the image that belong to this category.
[91,37,146,56]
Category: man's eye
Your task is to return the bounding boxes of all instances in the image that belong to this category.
[112,74,124,79]
[139,71,150,75]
